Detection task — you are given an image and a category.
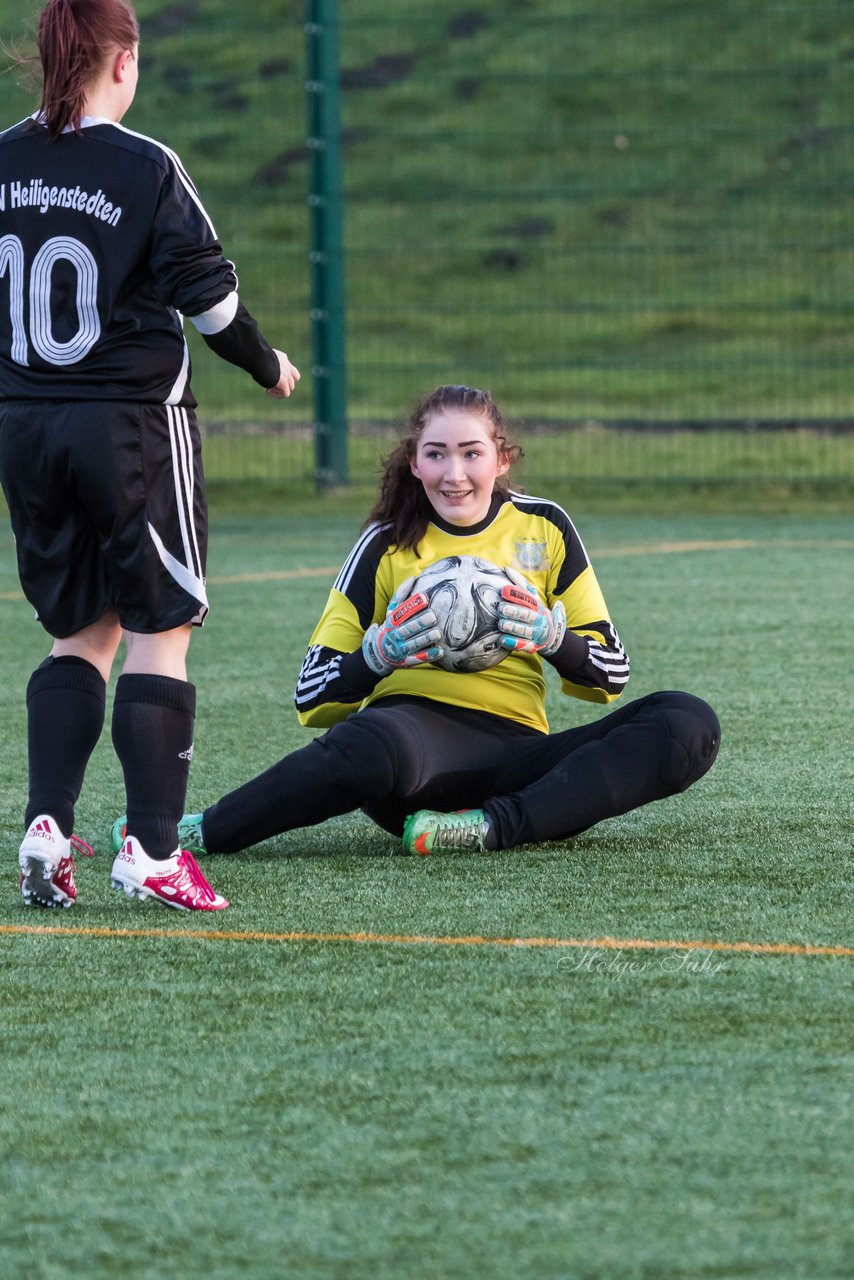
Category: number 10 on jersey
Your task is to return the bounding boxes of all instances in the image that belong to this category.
[0,233,101,367]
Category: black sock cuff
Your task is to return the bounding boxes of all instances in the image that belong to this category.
[115,673,196,715]
[481,806,499,851]
[27,657,106,705]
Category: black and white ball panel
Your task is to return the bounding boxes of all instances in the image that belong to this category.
[410,555,514,673]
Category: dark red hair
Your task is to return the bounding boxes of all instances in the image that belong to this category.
[364,385,524,553]
[38,0,139,138]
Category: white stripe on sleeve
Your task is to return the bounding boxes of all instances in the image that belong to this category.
[189,291,239,335]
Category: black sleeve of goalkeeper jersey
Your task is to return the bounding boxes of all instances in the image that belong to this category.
[200,301,281,387]
[294,644,383,715]
[544,628,590,678]
[547,620,631,697]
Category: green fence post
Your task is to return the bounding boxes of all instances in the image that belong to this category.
[305,0,348,488]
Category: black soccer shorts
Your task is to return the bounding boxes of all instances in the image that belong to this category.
[0,400,208,638]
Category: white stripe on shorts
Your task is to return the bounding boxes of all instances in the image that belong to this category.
[147,407,208,616]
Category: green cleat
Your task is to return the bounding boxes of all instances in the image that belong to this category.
[402,809,490,857]
[110,815,128,855]
[110,813,207,856]
[176,813,207,856]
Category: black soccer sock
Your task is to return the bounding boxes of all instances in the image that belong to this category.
[111,673,196,860]
[25,656,107,837]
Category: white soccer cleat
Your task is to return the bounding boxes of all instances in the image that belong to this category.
[19,814,92,909]
[110,835,228,912]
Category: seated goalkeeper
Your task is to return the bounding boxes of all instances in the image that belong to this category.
[114,383,720,865]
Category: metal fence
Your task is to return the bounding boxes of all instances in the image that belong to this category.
[311,0,854,490]
[2,0,853,489]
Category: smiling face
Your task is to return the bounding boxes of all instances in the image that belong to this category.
[410,408,510,526]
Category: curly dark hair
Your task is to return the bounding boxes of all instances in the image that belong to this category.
[364,385,523,553]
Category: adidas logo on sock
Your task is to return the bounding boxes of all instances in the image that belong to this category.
[178,744,194,761]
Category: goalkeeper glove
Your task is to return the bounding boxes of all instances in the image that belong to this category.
[362,577,444,675]
[497,567,567,657]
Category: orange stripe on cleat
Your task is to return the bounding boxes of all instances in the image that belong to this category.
[414,834,432,857]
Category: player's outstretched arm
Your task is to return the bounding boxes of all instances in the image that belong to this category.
[191,297,300,394]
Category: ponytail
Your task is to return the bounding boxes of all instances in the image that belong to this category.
[38,0,139,138]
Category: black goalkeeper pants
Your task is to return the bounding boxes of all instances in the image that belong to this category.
[201,691,720,854]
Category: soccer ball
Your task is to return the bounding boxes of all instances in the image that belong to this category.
[410,555,514,673]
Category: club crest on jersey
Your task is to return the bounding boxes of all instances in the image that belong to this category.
[512,538,550,574]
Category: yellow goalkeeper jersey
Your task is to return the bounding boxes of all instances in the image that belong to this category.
[295,491,629,734]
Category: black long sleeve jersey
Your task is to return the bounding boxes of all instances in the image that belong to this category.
[0,115,279,404]
[295,491,630,735]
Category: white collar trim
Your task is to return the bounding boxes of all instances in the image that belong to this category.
[31,112,116,131]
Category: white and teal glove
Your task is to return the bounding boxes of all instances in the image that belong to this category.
[362,577,444,676]
[497,567,566,657]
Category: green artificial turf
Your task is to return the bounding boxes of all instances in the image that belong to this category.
[0,511,852,1278]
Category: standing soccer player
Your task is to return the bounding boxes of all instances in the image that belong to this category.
[0,0,300,911]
